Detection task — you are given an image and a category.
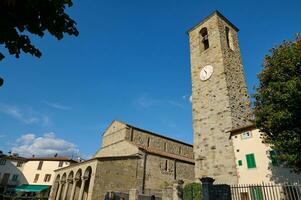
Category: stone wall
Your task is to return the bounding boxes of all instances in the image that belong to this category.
[130,128,193,159]
[101,121,128,147]
[94,140,139,158]
[91,156,143,200]
[217,17,252,129]
[189,12,249,184]
[144,154,194,190]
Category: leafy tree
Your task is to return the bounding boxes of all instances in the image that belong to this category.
[0,0,79,60]
[183,183,202,200]
[254,35,301,172]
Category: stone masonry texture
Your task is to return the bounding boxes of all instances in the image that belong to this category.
[188,12,252,184]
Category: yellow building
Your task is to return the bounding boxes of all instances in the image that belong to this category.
[230,125,301,184]
[22,157,77,185]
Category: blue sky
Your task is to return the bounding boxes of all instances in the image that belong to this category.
[0,0,300,158]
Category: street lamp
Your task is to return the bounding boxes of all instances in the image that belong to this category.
[0,77,3,87]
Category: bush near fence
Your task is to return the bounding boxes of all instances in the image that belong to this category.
[183,183,202,200]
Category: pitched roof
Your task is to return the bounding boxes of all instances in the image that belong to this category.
[120,121,193,147]
[228,123,256,136]
[137,144,194,164]
[26,156,78,163]
[187,10,239,34]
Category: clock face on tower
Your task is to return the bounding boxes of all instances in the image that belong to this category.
[200,65,213,81]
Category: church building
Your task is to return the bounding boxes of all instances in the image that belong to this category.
[49,121,194,200]
[49,10,301,200]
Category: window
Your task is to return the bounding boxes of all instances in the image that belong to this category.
[58,161,64,167]
[37,161,43,170]
[12,174,18,182]
[246,153,256,169]
[179,146,182,154]
[33,174,39,183]
[164,142,167,151]
[242,131,252,139]
[44,174,51,182]
[269,150,279,166]
[147,138,151,147]
[17,161,23,167]
[225,26,234,50]
[238,160,242,166]
[0,159,6,165]
[164,160,168,171]
[200,27,209,52]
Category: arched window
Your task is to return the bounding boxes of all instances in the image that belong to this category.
[200,28,209,52]
[225,27,234,50]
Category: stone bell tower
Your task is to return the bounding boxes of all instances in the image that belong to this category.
[188,11,252,184]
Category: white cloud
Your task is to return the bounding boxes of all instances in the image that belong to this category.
[182,94,192,103]
[44,101,71,110]
[12,132,81,158]
[0,134,6,138]
[0,103,51,126]
[16,134,35,144]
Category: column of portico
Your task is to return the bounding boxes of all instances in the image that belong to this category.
[62,179,72,200]
[69,177,79,200]
[78,177,88,200]
[55,181,64,200]
[50,181,60,200]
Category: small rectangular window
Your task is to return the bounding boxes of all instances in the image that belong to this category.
[58,161,64,167]
[242,131,252,139]
[164,142,167,151]
[44,174,51,182]
[238,160,242,166]
[37,161,43,170]
[12,174,18,182]
[0,159,6,165]
[246,153,256,169]
[17,161,23,167]
[33,174,39,183]
[147,138,151,147]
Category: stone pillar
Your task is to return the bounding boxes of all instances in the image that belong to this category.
[129,189,138,200]
[62,180,71,200]
[78,178,87,200]
[200,177,215,200]
[55,182,63,200]
[70,179,78,200]
[49,181,59,200]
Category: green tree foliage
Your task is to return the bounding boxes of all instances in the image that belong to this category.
[0,0,79,60]
[183,183,202,200]
[254,35,301,172]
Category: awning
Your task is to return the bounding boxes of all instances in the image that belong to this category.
[15,184,50,192]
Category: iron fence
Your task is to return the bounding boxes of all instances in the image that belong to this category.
[230,183,301,200]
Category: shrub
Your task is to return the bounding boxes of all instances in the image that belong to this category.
[183,183,202,200]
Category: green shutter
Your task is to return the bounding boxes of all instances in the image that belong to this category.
[251,187,264,200]
[238,160,242,166]
[246,154,256,168]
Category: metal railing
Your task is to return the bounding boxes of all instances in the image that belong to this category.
[230,183,301,200]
